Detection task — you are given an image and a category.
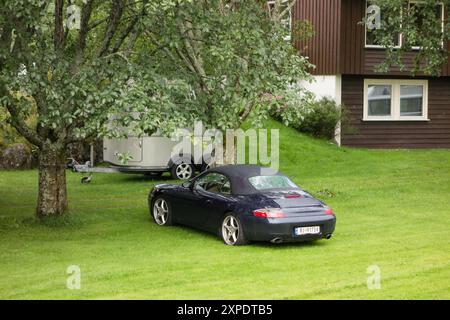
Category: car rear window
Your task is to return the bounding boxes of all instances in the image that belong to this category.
[248,175,298,191]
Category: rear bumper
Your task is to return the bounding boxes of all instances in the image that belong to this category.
[244,214,336,243]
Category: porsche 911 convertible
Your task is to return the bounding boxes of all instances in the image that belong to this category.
[148,165,336,245]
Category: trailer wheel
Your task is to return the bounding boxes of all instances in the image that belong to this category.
[171,163,195,180]
[200,162,212,173]
[81,176,92,184]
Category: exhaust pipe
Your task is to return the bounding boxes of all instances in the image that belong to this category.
[270,237,283,244]
[325,234,332,240]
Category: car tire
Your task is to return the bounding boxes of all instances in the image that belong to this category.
[151,197,173,226]
[171,162,195,180]
[220,213,248,246]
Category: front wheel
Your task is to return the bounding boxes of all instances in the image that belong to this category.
[221,214,248,246]
[152,197,173,226]
[171,162,195,180]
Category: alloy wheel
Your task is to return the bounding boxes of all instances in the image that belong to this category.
[153,198,169,225]
[175,163,193,180]
[222,215,240,245]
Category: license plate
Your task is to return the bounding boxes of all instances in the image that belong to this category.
[294,226,320,236]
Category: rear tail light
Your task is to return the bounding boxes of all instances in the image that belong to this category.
[324,207,334,215]
[253,208,285,218]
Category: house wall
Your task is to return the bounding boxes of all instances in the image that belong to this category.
[341,75,450,148]
[340,0,450,76]
[293,0,450,149]
[293,0,341,75]
[300,75,342,103]
[294,0,450,75]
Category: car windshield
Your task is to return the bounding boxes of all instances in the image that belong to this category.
[248,175,298,191]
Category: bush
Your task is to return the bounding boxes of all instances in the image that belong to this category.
[0,109,39,165]
[295,98,342,140]
[0,109,27,149]
[271,97,343,140]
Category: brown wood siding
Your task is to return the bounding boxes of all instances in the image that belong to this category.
[446,21,450,76]
[293,0,341,75]
[363,50,421,75]
[341,75,450,148]
[339,0,365,74]
[339,0,450,76]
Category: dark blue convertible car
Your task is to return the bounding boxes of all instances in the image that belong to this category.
[149,165,336,245]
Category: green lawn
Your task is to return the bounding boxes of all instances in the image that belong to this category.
[0,120,449,299]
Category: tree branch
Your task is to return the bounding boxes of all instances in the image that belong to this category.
[75,0,95,66]
[279,0,296,21]
[239,101,254,123]
[98,0,126,57]
[269,0,296,23]
[177,18,209,93]
[111,0,148,54]
[0,82,43,148]
[54,0,65,52]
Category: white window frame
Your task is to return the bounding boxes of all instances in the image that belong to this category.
[365,0,402,49]
[364,0,445,50]
[363,79,429,121]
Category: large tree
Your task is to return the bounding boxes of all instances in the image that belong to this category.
[0,0,188,218]
[365,0,450,75]
[0,0,312,218]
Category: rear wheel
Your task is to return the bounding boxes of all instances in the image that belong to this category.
[171,162,195,180]
[221,214,248,246]
[152,197,173,226]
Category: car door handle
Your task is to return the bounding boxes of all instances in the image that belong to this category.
[206,199,212,204]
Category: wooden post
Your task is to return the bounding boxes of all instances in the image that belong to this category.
[90,144,94,167]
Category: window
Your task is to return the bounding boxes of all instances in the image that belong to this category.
[365,0,401,48]
[195,173,231,195]
[367,84,392,116]
[400,85,423,116]
[363,79,428,121]
[267,0,292,41]
[364,0,445,49]
[408,1,444,49]
[248,175,298,191]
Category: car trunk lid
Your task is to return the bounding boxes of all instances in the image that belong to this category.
[262,190,326,217]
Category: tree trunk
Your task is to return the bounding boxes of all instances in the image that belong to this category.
[37,143,68,218]
[224,131,237,165]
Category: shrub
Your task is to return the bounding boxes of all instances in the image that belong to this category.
[271,97,343,140]
[0,109,39,164]
[295,98,342,140]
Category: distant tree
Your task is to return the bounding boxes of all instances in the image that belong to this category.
[364,0,450,75]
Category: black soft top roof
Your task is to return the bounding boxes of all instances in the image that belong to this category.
[207,165,286,195]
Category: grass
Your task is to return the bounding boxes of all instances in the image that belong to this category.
[0,119,449,299]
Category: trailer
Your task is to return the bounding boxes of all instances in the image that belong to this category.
[70,133,214,183]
